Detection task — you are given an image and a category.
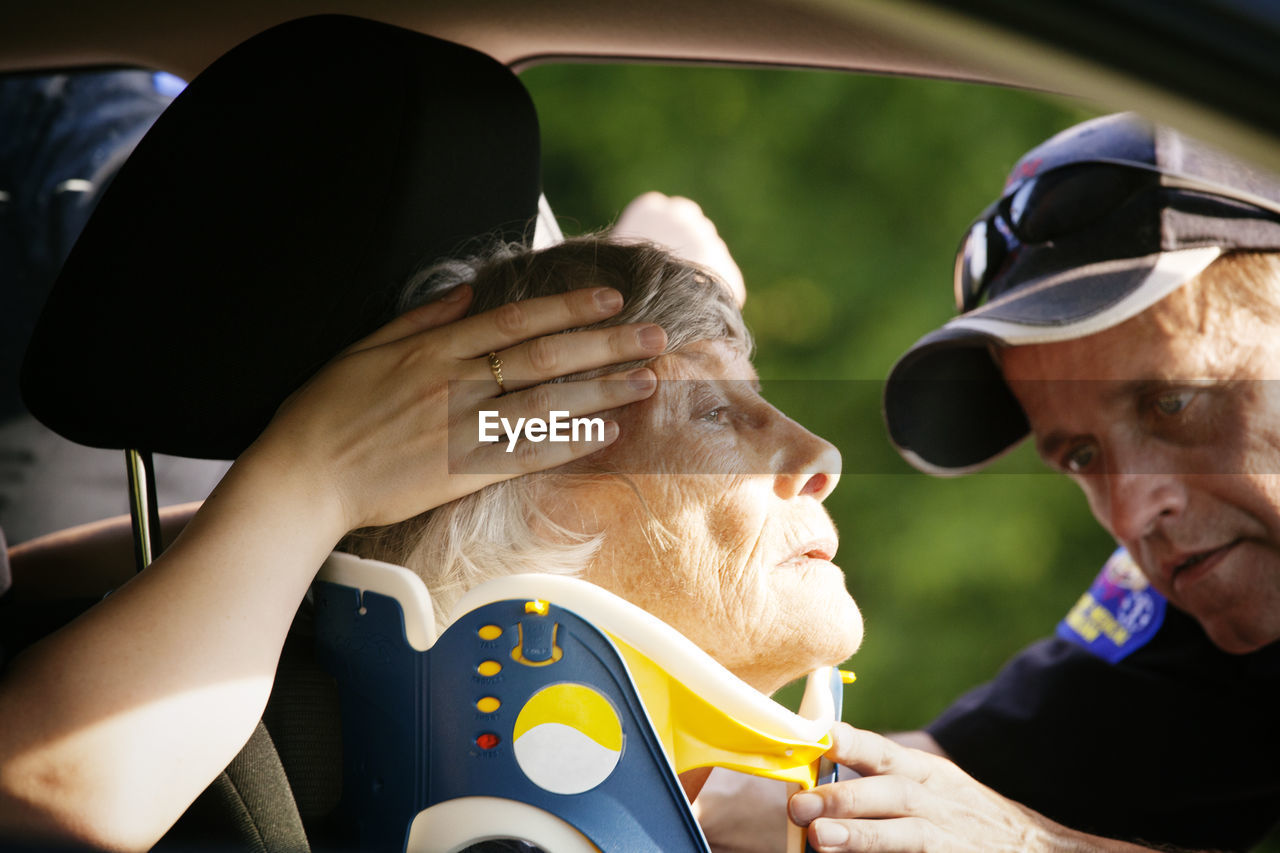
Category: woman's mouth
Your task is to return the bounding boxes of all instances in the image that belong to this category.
[778,539,838,568]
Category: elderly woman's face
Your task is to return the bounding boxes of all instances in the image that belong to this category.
[547,339,863,693]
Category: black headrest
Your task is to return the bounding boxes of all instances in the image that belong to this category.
[21,15,541,460]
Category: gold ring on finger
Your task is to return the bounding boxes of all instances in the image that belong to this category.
[487,351,506,394]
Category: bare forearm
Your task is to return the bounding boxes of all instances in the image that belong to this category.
[1036,827,1198,853]
[0,446,345,850]
[1010,805,1174,853]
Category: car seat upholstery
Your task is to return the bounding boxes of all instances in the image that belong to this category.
[16,14,544,851]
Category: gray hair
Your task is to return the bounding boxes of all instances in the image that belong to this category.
[343,236,751,627]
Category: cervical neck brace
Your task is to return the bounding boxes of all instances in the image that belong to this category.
[452,573,840,787]
[314,552,852,852]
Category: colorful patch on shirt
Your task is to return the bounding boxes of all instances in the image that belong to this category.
[1056,548,1167,664]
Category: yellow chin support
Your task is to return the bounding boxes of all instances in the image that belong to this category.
[613,636,830,788]
[451,573,852,791]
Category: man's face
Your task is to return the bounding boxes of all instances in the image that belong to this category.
[1001,281,1280,653]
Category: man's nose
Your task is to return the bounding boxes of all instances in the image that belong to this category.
[774,426,842,502]
[1096,470,1188,543]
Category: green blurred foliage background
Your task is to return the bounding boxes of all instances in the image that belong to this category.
[524,67,1280,850]
[522,65,1118,729]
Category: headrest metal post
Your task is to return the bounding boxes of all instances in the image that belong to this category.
[125,448,161,572]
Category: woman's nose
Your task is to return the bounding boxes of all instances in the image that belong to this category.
[774,424,842,502]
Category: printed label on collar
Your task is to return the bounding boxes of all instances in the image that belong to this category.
[1055,548,1167,664]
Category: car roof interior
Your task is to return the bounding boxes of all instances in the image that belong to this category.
[4,1,1280,170]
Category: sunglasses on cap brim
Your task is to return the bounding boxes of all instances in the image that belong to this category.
[954,158,1280,314]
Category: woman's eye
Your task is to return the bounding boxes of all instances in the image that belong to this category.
[1063,443,1097,473]
[700,407,727,424]
[1152,390,1195,416]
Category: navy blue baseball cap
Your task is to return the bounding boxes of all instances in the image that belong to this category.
[884,113,1280,475]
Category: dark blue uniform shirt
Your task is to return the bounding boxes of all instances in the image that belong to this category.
[930,549,1280,851]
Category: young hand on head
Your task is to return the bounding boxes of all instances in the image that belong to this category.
[250,283,666,533]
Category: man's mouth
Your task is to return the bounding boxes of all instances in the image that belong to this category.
[1164,539,1241,589]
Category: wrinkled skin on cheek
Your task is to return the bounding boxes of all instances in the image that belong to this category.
[543,342,863,693]
[1002,283,1280,653]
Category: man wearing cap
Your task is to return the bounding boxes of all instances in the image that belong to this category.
[788,113,1280,852]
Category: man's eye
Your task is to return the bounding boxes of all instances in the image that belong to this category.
[1063,443,1097,473]
[700,407,727,423]
[1152,390,1195,416]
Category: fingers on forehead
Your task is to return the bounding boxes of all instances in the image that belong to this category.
[446,289,621,357]
[496,326,663,392]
